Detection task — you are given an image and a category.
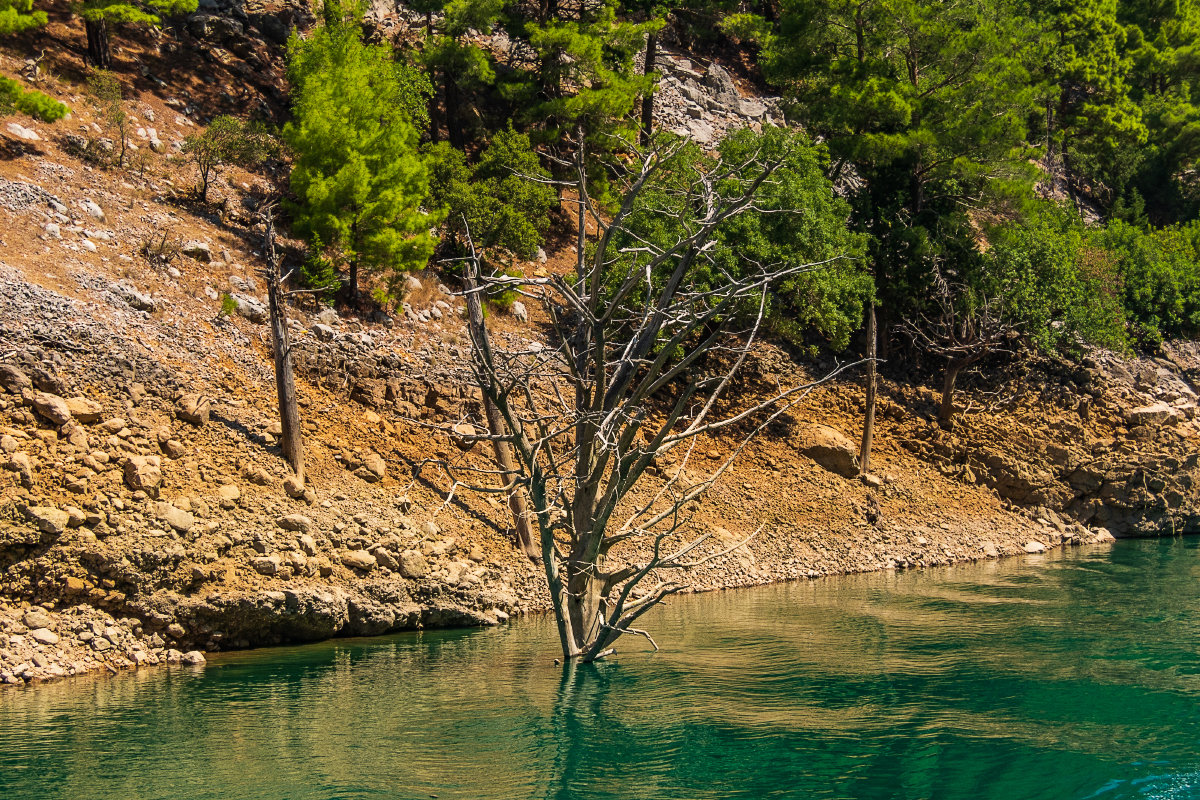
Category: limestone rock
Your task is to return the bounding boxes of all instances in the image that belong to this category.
[181,651,206,665]
[341,550,377,572]
[6,122,40,142]
[398,550,428,579]
[177,393,211,426]
[1127,402,1179,428]
[231,293,268,323]
[795,424,859,478]
[216,483,241,508]
[24,506,69,536]
[65,396,102,423]
[31,392,72,426]
[252,555,281,575]
[113,281,157,312]
[277,514,313,533]
[124,455,163,497]
[283,475,306,499]
[181,241,212,262]
[0,364,32,394]
[355,452,386,482]
[29,628,59,645]
[511,300,529,323]
[1023,540,1047,554]
[23,609,53,629]
[156,502,195,533]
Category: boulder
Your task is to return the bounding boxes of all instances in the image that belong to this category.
[216,484,241,508]
[181,241,212,262]
[6,122,40,142]
[29,628,59,645]
[511,301,529,323]
[181,651,206,665]
[124,455,163,497]
[704,64,741,109]
[0,364,32,393]
[1023,540,1047,554]
[341,550,377,572]
[795,424,859,478]
[177,393,211,426]
[82,199,106,222]
[31,392,72,426]
[24,506,69,536]
[65,396,102,423]
[314,307,339,326]
[22,609,53,629]
[277,514,313,533]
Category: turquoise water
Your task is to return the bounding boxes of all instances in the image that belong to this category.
[2,538,1200,800]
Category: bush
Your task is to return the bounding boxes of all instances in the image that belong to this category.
[425,126,557,260]
[0,76,68,122]
[1092,220,1200,345]
[183,115,278,202]
[300,237,341,306]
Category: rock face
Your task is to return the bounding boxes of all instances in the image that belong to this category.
[795,424,860,478]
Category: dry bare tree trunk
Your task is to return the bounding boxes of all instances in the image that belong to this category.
[461,261,539,561]
[263,209,305,483]
[859,304,877,476]
[447,133,859,663]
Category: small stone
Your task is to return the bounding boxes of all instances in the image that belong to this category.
[283,475,306,499]
[252,555,281,575]
[277,514,313,533]
[65,396,103,423]
[177,394,211,426]
[341,550,377,572]
[298,534,317,555]
[356,452,386,482]
[167,623,186,639]
[216,483,240,508]
[81,199,106,222]
[29,628,58,645]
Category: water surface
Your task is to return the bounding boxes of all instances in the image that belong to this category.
[3,538,1200,800]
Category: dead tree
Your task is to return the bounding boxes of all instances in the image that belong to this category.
[262,207,305,484]
[859,303,877,476]
[451,134,856,663]
[906,270,1016,430]
[461,256,540,561]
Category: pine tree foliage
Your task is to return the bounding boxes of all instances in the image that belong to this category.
[283,0,437,302]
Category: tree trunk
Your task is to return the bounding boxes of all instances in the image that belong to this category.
[859,304,877,476]
[939,359,964,430]
[264,212,305,483]
[85,18,110,70]
[462,266,539,561]
[640,32,657,147]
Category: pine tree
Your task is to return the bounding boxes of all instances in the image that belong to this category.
[0,0,46,35]
[76,0,198,69]
[765,0,1034,344]
[283,0,437,303]
[422,0,503,149]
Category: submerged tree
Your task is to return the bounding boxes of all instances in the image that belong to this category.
[451,132,857,662]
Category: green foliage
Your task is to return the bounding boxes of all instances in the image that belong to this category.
[1091,218,1200,344]
[764,0,1036,323]
[284,0,437,300]
[985,205,1128,354]
[0,76,68,122]
[299,236,341,306]
[183,115,278,202]
[87,69,130,167]
[76,0,196,26]
[425,126,557,259]
[0,0,46,34]
[610,127,870,351]
[218,293,237,317]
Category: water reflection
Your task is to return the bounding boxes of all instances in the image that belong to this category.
[2,540,1199,800]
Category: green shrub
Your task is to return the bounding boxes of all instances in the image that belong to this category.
[300,237,341,306]
[0,76,68,122]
